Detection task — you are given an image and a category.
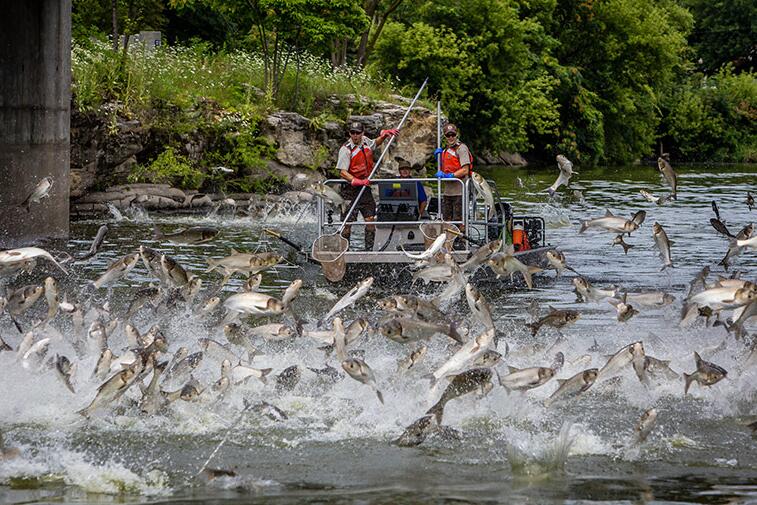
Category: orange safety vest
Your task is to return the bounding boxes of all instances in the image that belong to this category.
[441,143,472,175]
[346,142,374,179]
[513,227,531,252]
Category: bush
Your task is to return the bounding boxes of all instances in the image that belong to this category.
[661,67,757,162]
[129,146,204,189]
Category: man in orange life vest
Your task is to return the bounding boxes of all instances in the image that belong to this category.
[337,121,398,250]
[434,123,472,233]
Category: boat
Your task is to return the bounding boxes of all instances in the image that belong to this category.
[310,175,553,281]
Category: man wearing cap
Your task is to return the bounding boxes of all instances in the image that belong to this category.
[435,123,472,233]
[337,121,398,250]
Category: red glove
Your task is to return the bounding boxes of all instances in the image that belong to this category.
[381,128,399,137]
[351,178,370,187]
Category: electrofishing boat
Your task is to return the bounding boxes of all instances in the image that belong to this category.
[303,175,553,281]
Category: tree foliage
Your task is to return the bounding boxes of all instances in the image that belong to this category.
[71,0,757,164]
[371,0,560,154]
[682,0,755,73]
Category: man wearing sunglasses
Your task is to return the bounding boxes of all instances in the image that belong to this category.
[435,123,472,234]
[337,121,399,250]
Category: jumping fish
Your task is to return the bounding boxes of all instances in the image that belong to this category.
[657,157,677,199]
[547,155,577,196]
[471,172,496,218]
[579,210,638,235]
[683,352,727,394]
[652,222,674,270]
[94,253,140,289]
[426,368,494,423]
[544,368,598,407]
[319,277,374,325]
[342,357,383,404]
[19,177,53,212]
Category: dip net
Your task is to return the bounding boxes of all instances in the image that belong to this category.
[311,233,349,282]
[420,221,459,252]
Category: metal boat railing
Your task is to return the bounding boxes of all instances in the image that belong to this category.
[318,177,468,247]
[315,176,545,256]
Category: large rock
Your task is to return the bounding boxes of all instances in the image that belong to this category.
[261,98,437,177]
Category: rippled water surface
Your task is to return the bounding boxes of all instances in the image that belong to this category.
[1,163,756,504]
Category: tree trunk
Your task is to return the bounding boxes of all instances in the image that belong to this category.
[365,0,403,63]
[356,0,380,66]
[111,0,119,51]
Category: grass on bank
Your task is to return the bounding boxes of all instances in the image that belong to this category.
[72,40,395,117]
[71,40,396,191]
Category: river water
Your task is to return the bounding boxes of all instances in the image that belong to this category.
[1,163,756,504]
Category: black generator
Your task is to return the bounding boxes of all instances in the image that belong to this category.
[376,181,420,221]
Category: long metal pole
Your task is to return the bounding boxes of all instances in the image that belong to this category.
[436,100,442,221]
[336,77,429,235]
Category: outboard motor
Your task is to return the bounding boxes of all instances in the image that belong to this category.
[487,201,511,242]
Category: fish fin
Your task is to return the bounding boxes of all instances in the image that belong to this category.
[260,368,273,377]
[605,209,614,217]
[683,372,694,395]
[548,305,558,313]
[375,389,384,405]
[230,248,239,254]
[507,366,521,374]
[556,379,567,385]
[693,352,703,368]
[579,222,588,234]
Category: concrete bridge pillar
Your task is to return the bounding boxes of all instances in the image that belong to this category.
[0,0,71,248]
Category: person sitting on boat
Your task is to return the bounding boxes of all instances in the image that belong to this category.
[337,121,398,250]
[434,123,471,233]
[398,160,428,218]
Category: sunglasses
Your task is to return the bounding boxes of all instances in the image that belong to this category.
[445,132,457,137]
[349,130,362,134]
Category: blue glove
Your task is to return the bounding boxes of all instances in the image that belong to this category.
[435,170,454,179]
[433,147,444,160]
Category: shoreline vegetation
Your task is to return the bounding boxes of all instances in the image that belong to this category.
[70,0,755,194]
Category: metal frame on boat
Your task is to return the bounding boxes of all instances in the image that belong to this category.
[314,176,553,268]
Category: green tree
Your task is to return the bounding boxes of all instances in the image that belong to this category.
[172,0,369,98]
[72,0,167,45]
[549,0,693,163]
[660,67,757,162]
[371,0,560,154]
[682,0,755,73]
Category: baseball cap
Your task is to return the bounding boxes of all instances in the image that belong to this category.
[443,123,458,135]
[348,122,364,133]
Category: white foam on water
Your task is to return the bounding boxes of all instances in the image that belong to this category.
[0,445,171,497]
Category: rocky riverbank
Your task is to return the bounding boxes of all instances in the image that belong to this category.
[69,95,526,214]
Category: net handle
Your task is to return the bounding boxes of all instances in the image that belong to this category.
[337,77,429,235]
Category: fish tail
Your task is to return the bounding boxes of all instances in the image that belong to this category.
[579,222,589,234]
[152,224,164,239]
[77,403,93,417]
[622,242,633,255]
[422,373,437,388]
[525,322,539,337]
[448,321,464,344]
[547,188,556,198]
[521,269,534,289]
[425,401,445,424]
[205,259,219,273]
[683,373,695,395]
